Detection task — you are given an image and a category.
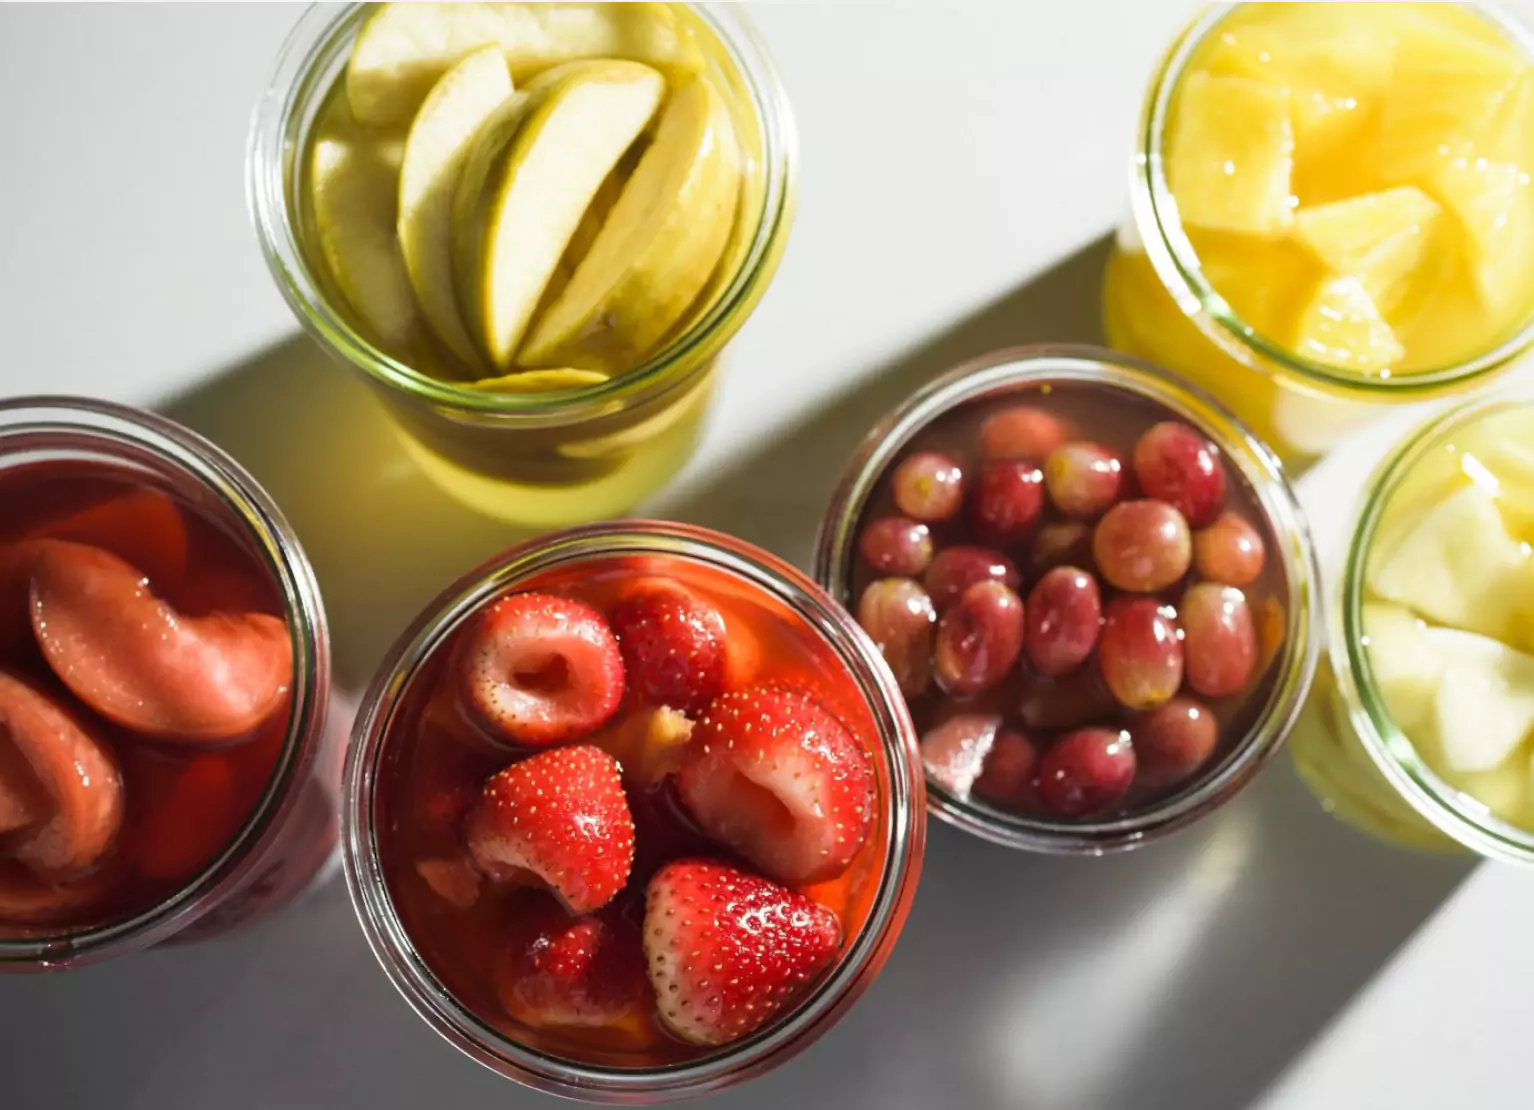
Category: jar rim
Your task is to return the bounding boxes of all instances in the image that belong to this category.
[813,344,1323,854]
[342,520,924,1101]
[1134,1,1534,395]
[246,2,798,421]
[0,395,331,966]
[1335,389,1534,863]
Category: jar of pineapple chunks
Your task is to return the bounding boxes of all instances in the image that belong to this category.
[250,4,796,525]
[1292,393,1534,860]
[1103,1,1534,469]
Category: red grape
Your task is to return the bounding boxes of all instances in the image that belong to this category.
[857,577,936,697]
[1093,499,1192,592]
[1181,583,1257,697]
[935,581,1025,696]
[1098,596,1184,709]
[924,546,1020,609]
[1132,421,1227,528]
[1017,665,1117,730]
[1044,441,1125,519]
[978,405,1070,462]
[970,460,1045,547]
[1133,697,1219,788]
[973,729,1042,808]
[1025,566,1102,677]
[859,516,934,577]
[892,451,965,521]
[1030,520,1095,577]
[1037,728,1136,817]
[920,713,1000,798]
[1193,512,1265,587]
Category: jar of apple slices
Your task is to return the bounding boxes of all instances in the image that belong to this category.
[1293,392,1534,861]
[249,3,796,526]
[0,398,335,969]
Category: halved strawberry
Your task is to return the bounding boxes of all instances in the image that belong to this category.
[608,580,727,715]
[496,893,648,1029]
[0,669,124,877]
[29,541,292,744]
[457,592,625,747]
[676,684,874,885]
[465,745,634,914]
[644,859,841,1047]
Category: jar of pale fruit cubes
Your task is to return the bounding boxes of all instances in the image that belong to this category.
[1293,394,1534,861]
[1104,2,1534,467]
[250,3,795,525]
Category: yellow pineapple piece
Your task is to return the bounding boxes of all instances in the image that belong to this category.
[1483,71,1534,173]
[1429,154,1534,315]
[1193,228,1319,337]
[1167,72,1295,235]
[1293,186,1442,315]
[1291,275,1405,374]
[1376,12,1525,182]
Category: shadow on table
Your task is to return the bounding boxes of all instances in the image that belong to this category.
[0,238,1469,1110]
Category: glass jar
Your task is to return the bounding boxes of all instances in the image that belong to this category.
[1292,393,1534,862]
[816,345,1321,853]
[249,4,797,526]
[1102,2,1534,469]
[343,521,924,1101]
[0,398,335,969]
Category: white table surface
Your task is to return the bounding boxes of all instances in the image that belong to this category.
[2,3,1533,1108]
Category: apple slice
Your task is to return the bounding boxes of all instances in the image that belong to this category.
[30,542,293,744]
[1361,602,1443,735]
[309,99,418,349]
[1368,483,1534,643]
[1423,627,1534,773]
[520,76,742,370]
[452,61,664,369]
[467,368,610,393]
[398,46,514,366]
[347,1,702,126]
[0,670,124,877]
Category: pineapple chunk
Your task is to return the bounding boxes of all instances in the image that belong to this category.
[1362,602,1443,735]
[1293,186,1442,314]
[1167,72,1296,235]
[1369,483,1534,643]
[1483,71,1534,172]
[1428,154,1534,315]
[1423,627,1534,773]
[1193,229,1318,337]
[1290,275,1404,373]
[1376,15,1524,182]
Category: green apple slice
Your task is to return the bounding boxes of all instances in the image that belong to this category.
[347,2,702,127]
[452,61,664,370]
[309,98,418,348]
[519,76,742,370]
[1423,627,1534,773]
[398,46,514,367]
[1367,483,1534,643]
[467,368,610,393]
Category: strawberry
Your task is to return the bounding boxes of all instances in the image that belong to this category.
[29,541,292,744]
[465,745,634,914]
[676,684,874,885]
[458,592,624,747]
[496,893,648,1029]
[608,580,727,715]
[644,859,841,1046]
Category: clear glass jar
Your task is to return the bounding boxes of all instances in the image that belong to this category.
[1292,393,1534,862]
[0,398,335,969]
[343,521,924,1102]
[1102,2,1534,469]
[249,4,797,526]
[815,345,1322,853]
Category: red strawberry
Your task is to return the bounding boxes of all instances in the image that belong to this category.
[608,580,727,715]
[676,684,874,886]
[496,894,648,1029]
[29,540,292,744]
[458,592,624,747]
[465,745,634,914]
[644,859,841,1046]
